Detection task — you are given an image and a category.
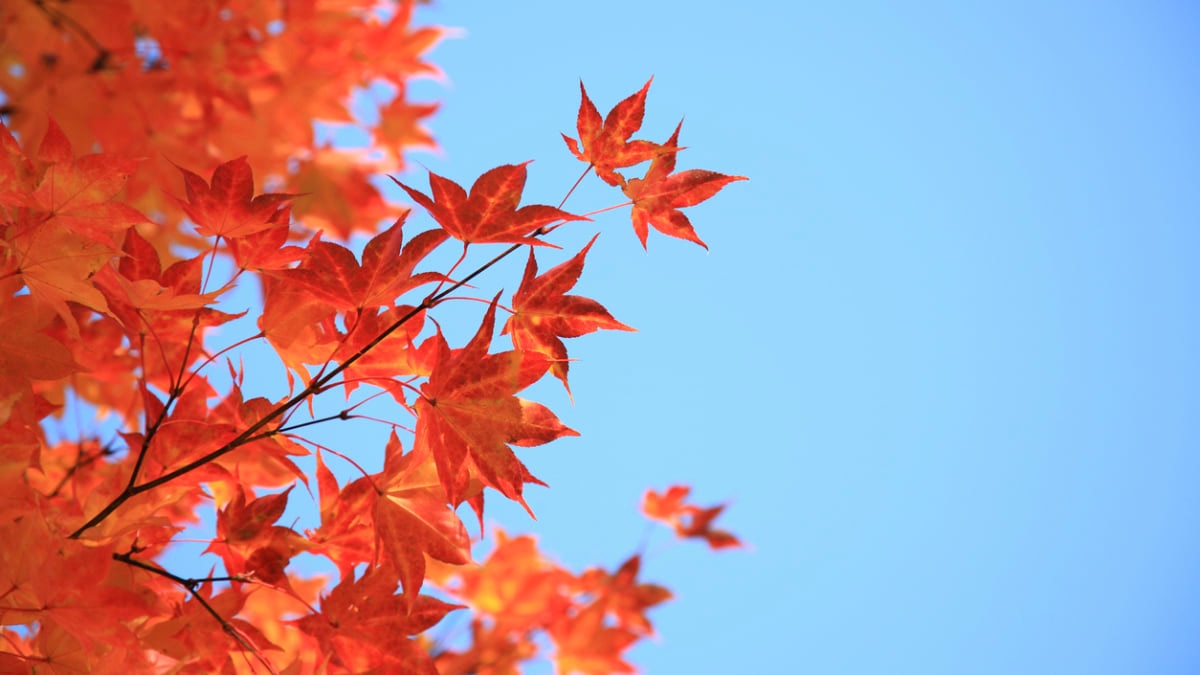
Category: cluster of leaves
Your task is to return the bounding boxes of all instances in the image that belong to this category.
[0,1,745,673]
[0,0,441,245]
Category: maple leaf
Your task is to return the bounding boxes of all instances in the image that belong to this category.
[333,304,440,403]
[434,618,538,675]
[269,215,448,313]
[259,273,343,387]
[0,514,150,666]
[415,296,579,510]
[0,294,81,384]
[577,555,672,636]
[563,78,673,187]
[305,453,378,579]
[225,202,306,271]
[451,529,574,624]
[175,156,295,239]
[140,581,272,668]
[294,567,461,674]
[375,89,440,162]
[374,431,472,608]
[641,484,692,522]
[3,217,117,334]
[392,163,587,245]
[28,118,148,246]
[206,486,309,591]
[642,484,742,550]
[289,148,397,240]
[93,228,229,321]
[503,234,634,395]
[621,122,747,249]
[550,601,638,675]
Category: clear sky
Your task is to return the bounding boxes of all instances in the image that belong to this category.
[370,2,1200,673]
[129,1,1200,672]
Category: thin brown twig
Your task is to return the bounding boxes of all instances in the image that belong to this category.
[69,165,625,538]
[27,0,112,71]
[112,551,278,674]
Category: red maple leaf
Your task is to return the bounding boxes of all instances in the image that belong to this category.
[374,432,472,607]
[175,156,296,239]
[392,163,586,245]
[621,122,747,249]
[28,118,147,246]
[267,215,448,313]
[415,296,579,510]
[562,78,672,187]
[502,234,634,395]
[294,567,461,674]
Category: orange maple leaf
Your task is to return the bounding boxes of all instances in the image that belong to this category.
[374,431,472,607]
[294,567,460,674]
[268,215,448,313]
[562,78,672,187]
[621,122,747,249]
[641,484,691,522]
[642,484,742,550]
[305,453,378,579]
[392,163,587,245]
[576,555,672,636]
[451,529,573,624]
[502,234,633,395]
[4,217,116,333]
[375,92,440,160]
[289,148,397,239]
[28,118,147,246]
[549,601,638,675]
[415,296,579,510]
[175,156,295,239]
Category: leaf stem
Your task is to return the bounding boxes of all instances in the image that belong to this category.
[558,166,592,209]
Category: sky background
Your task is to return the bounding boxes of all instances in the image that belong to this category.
[161,1,1200,673]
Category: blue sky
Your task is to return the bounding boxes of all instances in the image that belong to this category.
[370,1,1200,673]
[115,1,1200,673]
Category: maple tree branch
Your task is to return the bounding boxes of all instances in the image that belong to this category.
[123,333,175,494]
[111,551,275,672]
[264,409,352,437]
[46,441,117,499]
[180,331,267,395]
[27,0,112,71]
[70,218,574,539]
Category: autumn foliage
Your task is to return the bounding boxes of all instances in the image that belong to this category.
[0,1,744,672]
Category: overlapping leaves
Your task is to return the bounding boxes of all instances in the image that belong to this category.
[0,49,744,672]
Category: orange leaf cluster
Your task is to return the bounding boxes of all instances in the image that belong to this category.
[0,0,443,246]
[643,485,742,550]
[563,79,747,249]
[433,532,673,675]
[0,3,744,673]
